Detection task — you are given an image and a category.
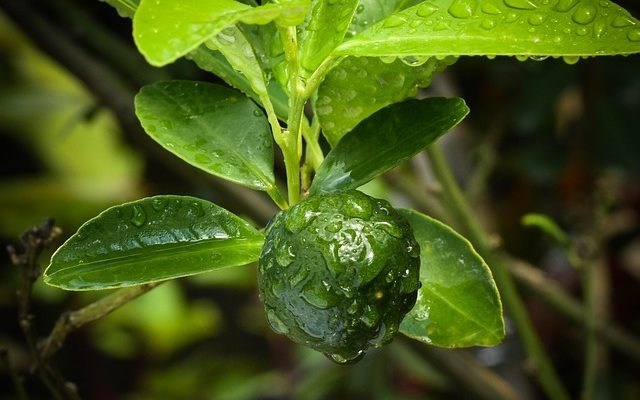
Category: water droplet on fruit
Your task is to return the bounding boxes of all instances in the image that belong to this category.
[326,350,364,364]
[130,204,146,227]
[326,221,343,233]
[275,245,295,266]
[266,309,289,334]
[151,197,168,211]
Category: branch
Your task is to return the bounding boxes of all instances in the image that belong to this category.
[508,258,640,363]
[7,219,79,400]
[40,282,161,359]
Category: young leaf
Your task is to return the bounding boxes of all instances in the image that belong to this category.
[135,81,276,191]
[99,0,289,118]
[298,0,359,73]
[44,196,265,290]
[337,0,640,58]
[209,26,270,99]
[315,56,456,146]
[133,0,311,66]
[309,98,469,194]
[399,209,505,347]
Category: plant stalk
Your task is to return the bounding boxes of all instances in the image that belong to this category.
[40,282,161,359]
[426,144,570,400]
[279,25,303,205]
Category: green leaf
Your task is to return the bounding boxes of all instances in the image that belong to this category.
[399,209,504,347]
[348,0,407,36]
[337,0,640,58]
[44,196,265,290]
[99,0,138,18]
[99,0,289,119]
[309,97,469,194]
[135,80,276,191]
[298,0,359,73]
[316,56,456,146]
[133,0,311,66]
[209,26,270,98]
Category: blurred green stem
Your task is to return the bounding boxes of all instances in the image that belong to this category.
[426,144,571,400]
[508,258,640,362]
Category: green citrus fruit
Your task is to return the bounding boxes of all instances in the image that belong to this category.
[258,190,420,363]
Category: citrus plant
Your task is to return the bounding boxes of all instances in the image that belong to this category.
[42,0,639,388]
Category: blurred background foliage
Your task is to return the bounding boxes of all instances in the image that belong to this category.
[1,0,640,399]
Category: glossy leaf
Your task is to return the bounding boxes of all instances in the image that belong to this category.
[399,209,504,347]
[135,81,276,191]
[316,56,456,146]
[337,0,640,58]
[298,0,359,73]
[309,98,469,194]
[187,46,289,119]
[133,0,311,66]
[348,0,414,36]
[100,0,289,118]
[100,0,137,18]
[44,196,265,290]
[209,26,270,98]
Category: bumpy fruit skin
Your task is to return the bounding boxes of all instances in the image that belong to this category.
[258,190,420,363]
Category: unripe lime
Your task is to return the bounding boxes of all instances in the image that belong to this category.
[258,190,420,363]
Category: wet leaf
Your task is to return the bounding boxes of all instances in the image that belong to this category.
[100,0,289,118]
[133,0,311,66]
[337,0,640,58]
[135,80,276,191]
[309,98,469,194]
[298,0,359,73]
[316,56,456,146]
[399,209,505,347]
[209,26,270,100]
[44,196,264,290]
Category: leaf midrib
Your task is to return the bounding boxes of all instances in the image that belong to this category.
[154,85,275,190]
[49,238,263,275]
[419,283,502,342]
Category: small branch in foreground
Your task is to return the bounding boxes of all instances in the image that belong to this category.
[7,219,79,400]
[40,282,161,359]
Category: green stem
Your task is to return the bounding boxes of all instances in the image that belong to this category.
[508,257,640,363]
[302,119,324,171]
[279,25,303,205]
[303,55,343,99]
[581,256,599,400]
[426,144,570,400]
[266,185,288,210]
